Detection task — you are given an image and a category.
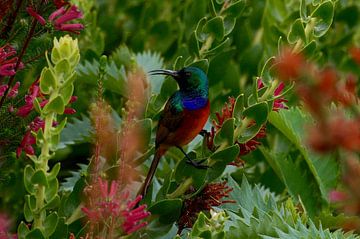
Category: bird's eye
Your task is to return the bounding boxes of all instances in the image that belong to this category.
[185,72,192,77]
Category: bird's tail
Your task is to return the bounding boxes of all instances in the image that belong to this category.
[138,148,164,198]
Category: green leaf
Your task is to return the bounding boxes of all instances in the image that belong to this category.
[137,118,152,149]
[43,195,60,210]
[188,31,200,57]
[238,102,268,143]
[31,170,48,187]
[288,18,306,44]
[268,108,340,207]
[59,83,74,105]
[24,197,34,222]
[203,38,231,57]
[207,145,239,181]
[49,217,68,239]
[45,178,59,202]
[25,229,45,239]
[25,195,36,211]
[195,17,208,42]
[174,154,207,189]
[43,95,65,115]
[43,212,59,237]
[187,59,209,73]
[40,68,56,94]
[148,199,182,224]
[223,0,246,18]
[300,0,308,21]
[18,222,30,239]
[311,1,334,37]
[24,165,35,194]
[203,16,225,41]
[58,115,92,149]
[233,94,244,121]
[54,59,71,81]
[214,118,234,146]
[51,118,67,135]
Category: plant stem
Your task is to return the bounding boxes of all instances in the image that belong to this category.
[33,111,54,229]
[167,177,193,199]
[0,0,24,39]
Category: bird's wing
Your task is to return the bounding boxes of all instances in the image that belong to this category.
[155,98,184,147]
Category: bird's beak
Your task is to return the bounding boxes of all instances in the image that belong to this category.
[148,69,179,78]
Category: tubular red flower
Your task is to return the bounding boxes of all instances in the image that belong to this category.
[177,182,234,233]
[27,4,84,34]
[0,45,23,76]
[82,177,150,236]
[7,81,20,98]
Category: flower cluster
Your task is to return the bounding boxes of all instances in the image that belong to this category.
[274,48,359,152]
[0,213,16,239]
[0,44,24,77]
[82,177,150,237]
[206,78,287,165]
[329,156,360,230]
[15,80,76,157]
[27,4,84,34]
[177,182,234,233]
[0,81,20,98]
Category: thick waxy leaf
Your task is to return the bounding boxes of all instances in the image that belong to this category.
[43,96,65,115]
[148,199,182,224]
[311,1,334,37]
[25,229,45,239]
[31,170,48,187]
[203,16,225,41]
[40,68,56,94]
[44,212,59,237]
[207,145,239,181]
[237,102,268,143]
[288,18,306,44]
[214,118,234,146]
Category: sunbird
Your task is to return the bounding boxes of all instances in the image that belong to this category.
[138,67,210,197]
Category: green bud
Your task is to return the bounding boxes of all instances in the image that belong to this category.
[51,35,80,67]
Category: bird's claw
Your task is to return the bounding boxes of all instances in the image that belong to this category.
[186,158,209,169]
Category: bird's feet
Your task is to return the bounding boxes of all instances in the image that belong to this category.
[185,157,209,169]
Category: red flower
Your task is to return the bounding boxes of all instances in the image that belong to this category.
[16,117,45,157]
[177,182,234,233]
[0,44,24,76]
[274,48,304,81]
[82,177,150,236]
[7,81,20,98]
[350,47,360,65]
[27,5,84,34]
[258,78,288,111]
[54,0,70,8]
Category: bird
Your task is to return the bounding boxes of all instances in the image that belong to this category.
[138,67,210,198]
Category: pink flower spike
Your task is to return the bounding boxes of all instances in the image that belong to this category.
[274,82,285,96]
[26,7,46,25]
[0,85,8,97]
[48,6,66,21]
[69,95,78,103]
[54,5,83,25]
[56,23,84,34]
[0,63,16,76]
[64,108,76,114]
[8,81,20,98]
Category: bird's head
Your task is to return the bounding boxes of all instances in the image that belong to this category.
[149,67,208,93]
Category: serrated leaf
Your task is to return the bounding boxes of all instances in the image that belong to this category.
[268,108,340,206]
[58,115,92,149]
